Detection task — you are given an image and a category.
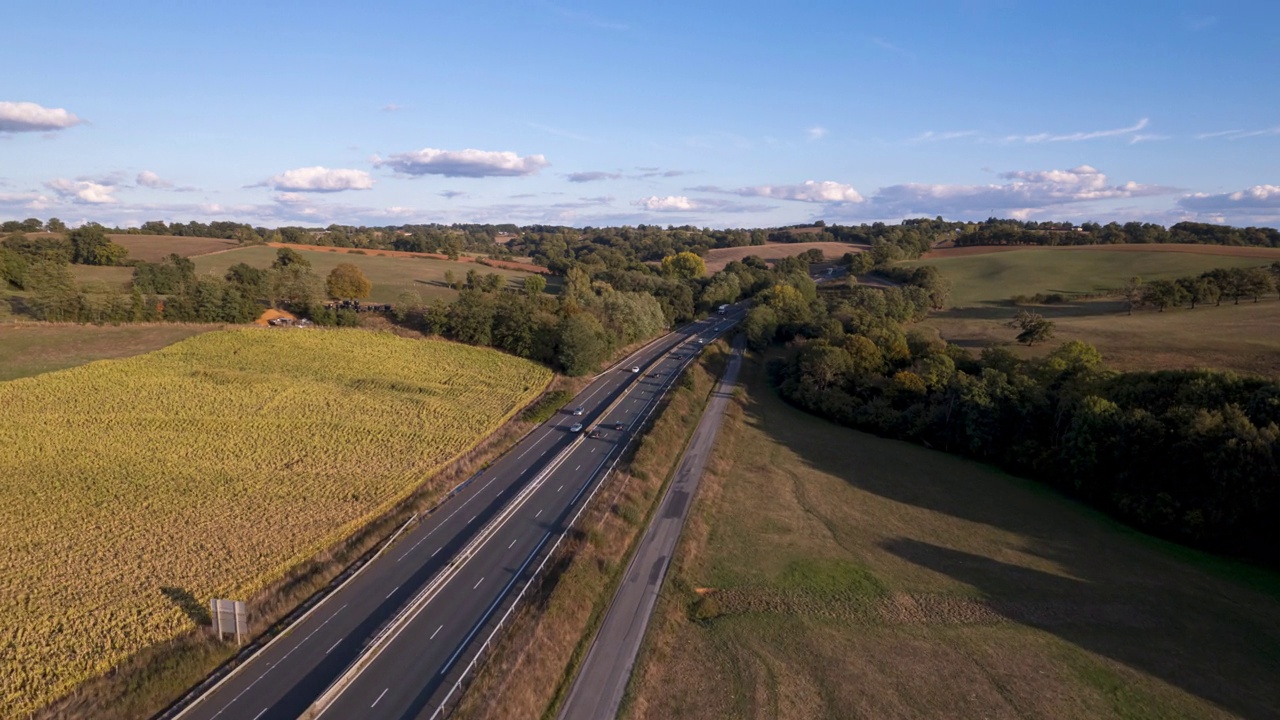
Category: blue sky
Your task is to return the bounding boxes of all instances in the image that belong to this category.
[2,0,1278,229]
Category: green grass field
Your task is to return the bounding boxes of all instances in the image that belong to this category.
[193,246,540,303]
[0,323,221,381]
[898,247,1280,376]
[0,329,551,719]
[903,247,1276,307]
[625,356,1280,720]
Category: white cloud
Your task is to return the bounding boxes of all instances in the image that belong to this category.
[0,101,84,133]
[1002,118,1150,144]
[136,171,172,189]
[1197,126,1280,141]
[374,148,549,178]
[567,171,622,183]
[634,196,698,211]
[863,165,1174,218]
[381,103,404,112]
[807,126,828,140]
[696,180,864,204]
[45,178,118,204]
[265,166,374,192]
[1178,186,1280,225]
[908,130,978,144]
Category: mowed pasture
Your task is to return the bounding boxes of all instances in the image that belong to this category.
[626,358,1280,720]
[703,241,865,273]
[193,245,545,303]
[0,329,550,719]
[15,233,236,262]
[0,323,220,381]
[898,246,1280,376]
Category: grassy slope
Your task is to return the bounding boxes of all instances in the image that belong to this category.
[109,234,239,262]
[899,247,1280,376]
[192,245,536,303]
[625,356,1280,720]
[0,323,221,381]
[0,329,551,720]
[902,248,1272,307]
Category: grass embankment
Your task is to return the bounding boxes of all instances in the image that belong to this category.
[192,245,545,303]
[0,323,221,381]
[450,342,731,720]
[898,246,1280,376]
[1,329,551,720]
[624,354,1280,720]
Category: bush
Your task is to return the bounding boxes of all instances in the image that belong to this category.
[520,389,574,423]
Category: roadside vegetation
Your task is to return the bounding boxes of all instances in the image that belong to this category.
[625,356,1280,720]
[450,342,731,720]
[0,329,550,719]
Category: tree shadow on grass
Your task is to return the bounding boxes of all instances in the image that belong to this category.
[160,586,211,627]
[737,366,1280,719]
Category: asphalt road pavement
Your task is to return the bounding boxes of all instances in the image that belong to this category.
[557,334,745,720]
[168,308,743,720]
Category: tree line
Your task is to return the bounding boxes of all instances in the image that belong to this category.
[742,264,1279,563]
[953,218,1280,249]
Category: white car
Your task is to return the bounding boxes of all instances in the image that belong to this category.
[572,406,584,416]
[697,338,706,344]
[631,366,640,373]
[569,423,584,433]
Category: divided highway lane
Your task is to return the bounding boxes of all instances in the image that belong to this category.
[170,309,741,720]
[313,311,744,720]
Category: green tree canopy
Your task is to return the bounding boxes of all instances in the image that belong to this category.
[326,262,372,299]
[272,247,310,270]
[69,225,128,266]
[660,251,706,280]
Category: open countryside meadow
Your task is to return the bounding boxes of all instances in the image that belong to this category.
[0,323,221,381]
[900,245,1280,376]
[0,329,550,718]
[625,357,1280,720]
[192,245,544,303]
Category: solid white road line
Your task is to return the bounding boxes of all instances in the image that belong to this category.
[372,688,388,707]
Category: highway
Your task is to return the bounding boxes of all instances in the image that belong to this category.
[557,335,745,720]
[169,306,743,720]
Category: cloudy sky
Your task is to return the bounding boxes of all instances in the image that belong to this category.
[3,0,1278,229]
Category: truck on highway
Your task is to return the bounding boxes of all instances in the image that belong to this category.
[718,304,728,314]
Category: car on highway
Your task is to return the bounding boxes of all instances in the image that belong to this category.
[631,366,640,373]
[697,338,706,344]
[612,421,625,431]
[569,423,584,433]
[571,406,584,416]
[588,429,605,439]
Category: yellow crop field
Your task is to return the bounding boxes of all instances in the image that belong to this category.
[0,329,551,718]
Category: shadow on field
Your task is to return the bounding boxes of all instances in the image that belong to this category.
[932,299,1127,322]
[740,365,1280,720]
[160,586,211,627]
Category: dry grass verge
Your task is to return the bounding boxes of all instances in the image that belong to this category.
[449,343,730,720]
